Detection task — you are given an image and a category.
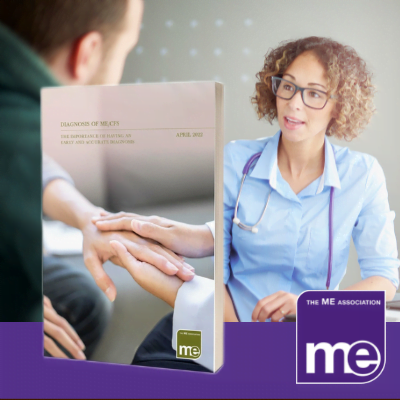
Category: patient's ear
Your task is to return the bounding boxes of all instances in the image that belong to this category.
[69,31,103,84]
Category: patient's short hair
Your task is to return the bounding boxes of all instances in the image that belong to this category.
[0,0,128,60]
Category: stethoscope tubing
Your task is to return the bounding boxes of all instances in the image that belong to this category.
[233,173,271,233]
[327,185,334,289]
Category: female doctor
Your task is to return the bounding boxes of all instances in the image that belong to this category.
[94,37,399,323]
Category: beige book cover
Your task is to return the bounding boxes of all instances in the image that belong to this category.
[41,81,223,372]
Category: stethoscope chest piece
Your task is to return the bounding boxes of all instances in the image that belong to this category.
[233,217,259,233]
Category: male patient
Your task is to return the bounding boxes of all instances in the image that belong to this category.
[0,0,194,360]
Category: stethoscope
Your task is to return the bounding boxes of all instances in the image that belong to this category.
[232,148,335,290]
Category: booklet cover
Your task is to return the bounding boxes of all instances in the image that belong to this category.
[41,81,224,372]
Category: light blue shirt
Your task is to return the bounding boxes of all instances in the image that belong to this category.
[224,130,399,322]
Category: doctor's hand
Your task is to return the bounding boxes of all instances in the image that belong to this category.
[81,223,195,302]
[110,241,238,323]
[109,240,184,308]
[252,291,298,322]
[92,212,214,258]
[44,296,86,360]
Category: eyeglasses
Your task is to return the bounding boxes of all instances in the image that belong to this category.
[271,76,335,110]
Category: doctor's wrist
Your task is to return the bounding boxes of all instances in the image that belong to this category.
[192,224,214,258]
[161,277,184,308]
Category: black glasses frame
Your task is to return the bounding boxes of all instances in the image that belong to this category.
[271,76,335,110]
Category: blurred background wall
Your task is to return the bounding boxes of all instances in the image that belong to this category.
[120,0,400,290]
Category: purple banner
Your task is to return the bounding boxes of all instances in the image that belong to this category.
[1,321,400,398]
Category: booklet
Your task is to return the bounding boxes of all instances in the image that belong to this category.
[41,81,224,372]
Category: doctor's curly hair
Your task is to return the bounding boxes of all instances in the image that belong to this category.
[251,37,375,141]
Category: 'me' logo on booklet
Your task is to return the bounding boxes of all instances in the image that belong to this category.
[297,291,385,384]
[176,330,202,360]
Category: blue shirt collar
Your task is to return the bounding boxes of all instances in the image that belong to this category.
[250,131,341,201]
[317,135,341,193]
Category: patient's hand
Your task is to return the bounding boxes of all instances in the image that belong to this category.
[81,223,194,302]
[44,296,86,360]
[92,212,214,258]
[109,240,183,308]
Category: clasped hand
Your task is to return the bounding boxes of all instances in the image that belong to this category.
[81,211,196,302]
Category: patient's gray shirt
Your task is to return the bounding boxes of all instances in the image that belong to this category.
[42,154,74,191]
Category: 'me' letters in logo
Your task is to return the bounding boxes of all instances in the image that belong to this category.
[297,291,385,384]
[306,340,381,376]
[176,330,201,360]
